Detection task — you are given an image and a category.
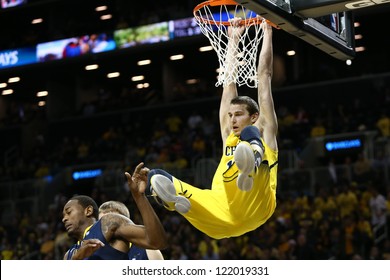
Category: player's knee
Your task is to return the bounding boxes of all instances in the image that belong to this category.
[240,126,260,142]
[240,126,264,157]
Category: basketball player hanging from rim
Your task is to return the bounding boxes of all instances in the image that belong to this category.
[148,18,278,239]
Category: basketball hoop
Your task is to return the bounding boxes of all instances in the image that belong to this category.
[193,0,276,88]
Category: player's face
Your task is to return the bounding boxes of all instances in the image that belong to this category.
[228,104,252,137]
[62,200,87,238]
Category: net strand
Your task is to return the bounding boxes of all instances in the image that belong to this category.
[194,3,265,88]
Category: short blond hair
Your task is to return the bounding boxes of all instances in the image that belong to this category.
[99,201,130,218]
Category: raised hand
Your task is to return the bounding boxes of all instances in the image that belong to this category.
[260,19,272,34]
[125,162,150,196]
[228,17,245,39]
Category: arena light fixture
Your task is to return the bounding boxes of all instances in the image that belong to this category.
[8,77,20,83]
[107,72,120,78]
[2,89,13,95]
[355,46,366,52]
[137,59,151,66]
[100,14,112,20]
[136,83,150,89]
[38,101,46,107]
[95,6,108,12]
[32,18,43,24]
[186,79,199,84]
[199,46,213,52]
[37,91,48,97]
[355,34,363,40]
[286,50,296,56]
[85,64,99,70]
[0,83,6,88]
[131,75,144,82]
[170,54,184,61]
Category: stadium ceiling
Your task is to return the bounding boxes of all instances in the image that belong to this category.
[0,0,388,103]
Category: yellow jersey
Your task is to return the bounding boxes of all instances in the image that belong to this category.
[170,132,278,239]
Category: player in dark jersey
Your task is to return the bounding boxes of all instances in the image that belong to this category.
[63,162,167,260]
[65,217,129,260]
[65,200,164,260]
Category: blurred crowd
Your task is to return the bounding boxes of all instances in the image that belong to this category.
[0,79,389,260]
[1,175,389,260]
[1,77,389,185]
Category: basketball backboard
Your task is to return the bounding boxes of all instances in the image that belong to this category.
[234,0,356,60]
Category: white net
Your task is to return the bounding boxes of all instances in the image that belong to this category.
[194,2,265,88]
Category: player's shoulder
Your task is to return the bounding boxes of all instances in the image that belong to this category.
[100,213,131,227]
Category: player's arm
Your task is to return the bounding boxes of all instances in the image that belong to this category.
[255,22,278,151]
[220,18,245,143]
[115,163,168,250]
[63,239,104,260]
[146,249,164,260]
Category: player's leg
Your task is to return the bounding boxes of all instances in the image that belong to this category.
[147,169,238,238]
[234,125,264,191]
[147,169,191,214]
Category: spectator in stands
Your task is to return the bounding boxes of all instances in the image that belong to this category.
[368,245,381,260]
[165,112,183,135]
[291,232,315,259]
[310,118,326,138]
[336,184,358,219]
[376,111,390,139]
[342,214,359,259]
[368,185,387,228]
[353,153,372,183]
[187,110,203,132]
[198,235,219,260]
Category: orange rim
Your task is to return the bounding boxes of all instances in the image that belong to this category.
[193,0,279,28]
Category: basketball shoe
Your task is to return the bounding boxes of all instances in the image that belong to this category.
[234,141,263,191]
[150,174,191,214]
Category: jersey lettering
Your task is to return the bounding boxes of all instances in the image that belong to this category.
[225,146,236,156]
